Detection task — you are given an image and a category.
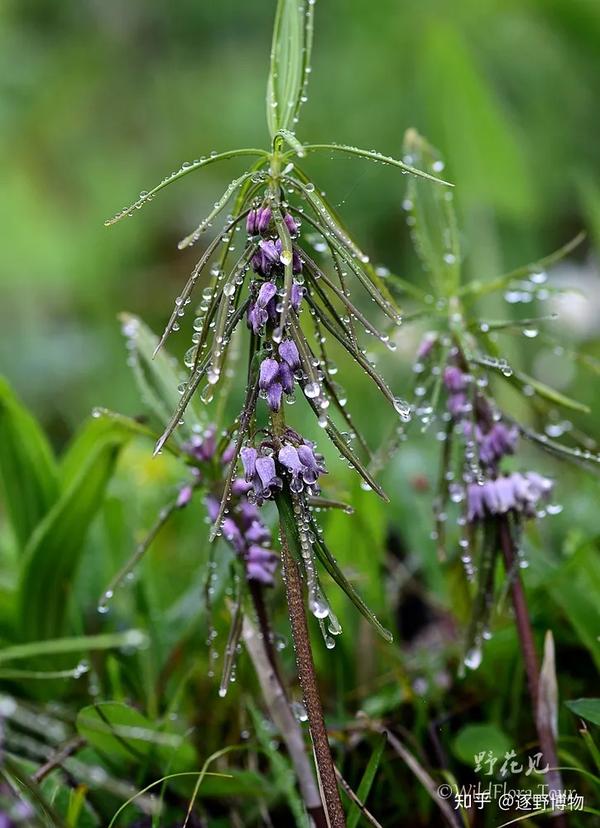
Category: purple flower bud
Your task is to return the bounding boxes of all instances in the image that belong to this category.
[266,381,283,411]
[204,494,220,522]
[259,358,280,390]
[257,207,272,234]
[221,441,236,465]
[416,332,437,360]
[238,500,262,527]
[245,519,271,545]
[467,482,486,522]
[255,455,281,498]
[292,249,303,274]
[182,428,217,462]
[231,477,252,496]
[222,517,244,552]
[176,484,194,508]
[246,546,278,585]
[257,280,278,308]
[252,240,280,276]
[246,208,259,236]
[478,422,518,467]
[447,392,468,417]
[240,446,257,481]
[284,212,298,237]
[278,444,305,477]
[278,361,295,395]
[297,443,326,485]
[278,339,300,370]
[291,282,304,310]
[443,366,468,392]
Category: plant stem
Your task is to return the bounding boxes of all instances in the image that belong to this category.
[244,587,328,828]
[498,518,567,827]
[280,529,346,827]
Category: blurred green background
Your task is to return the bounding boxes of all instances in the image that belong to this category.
[3,0,600,438]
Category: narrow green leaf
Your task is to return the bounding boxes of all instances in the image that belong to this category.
[0,630,147,663]
[511,369,591,414]
[104,148,268,225]
[310,525,393,643]
[347,733,386,828]
[0,377,59,549]
[19,416,135,640]
[459,232,586,300]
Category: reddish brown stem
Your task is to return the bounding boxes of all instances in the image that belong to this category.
[499,518,567,827]
[280,530,346,827]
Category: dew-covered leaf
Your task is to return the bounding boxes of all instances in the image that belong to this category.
[0,377,59,550]
[311,526,393,643]
[105,149,267,225]
[302,142,452,187]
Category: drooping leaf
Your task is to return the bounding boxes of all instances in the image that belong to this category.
[104,148,268,225]
[0,377,58,549]
[19,415,136,640]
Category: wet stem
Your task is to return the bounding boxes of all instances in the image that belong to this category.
[498,518,568,828]
[270,407,346,826]
[279,525,346,828]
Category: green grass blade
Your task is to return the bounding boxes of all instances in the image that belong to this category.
[347,733,386,828]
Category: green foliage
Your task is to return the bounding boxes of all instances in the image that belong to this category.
[0,378,59,549]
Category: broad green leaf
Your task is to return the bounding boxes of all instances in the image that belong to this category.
[403,129,460,297]
[347,732,386,828]
[266,0,314,137]
[452,723,511,766]
[19,416,135,640]
[565,699,600,728]
[0,377,58,549]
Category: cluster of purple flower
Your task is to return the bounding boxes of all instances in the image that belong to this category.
[442,363,552,523]
[259,339,301,411]
[247,280,305,334]
[467,472,553,522]
[246,206,298,239]
[250,239,303,278]
[241,429,327,504]
[178,428,278,586]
